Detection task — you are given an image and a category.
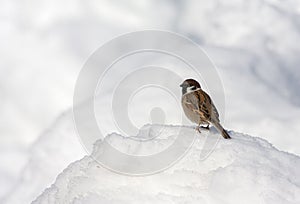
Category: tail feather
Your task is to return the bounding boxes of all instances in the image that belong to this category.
[213,122,231,139]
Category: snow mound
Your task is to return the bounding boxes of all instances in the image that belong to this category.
[33,125,300,204]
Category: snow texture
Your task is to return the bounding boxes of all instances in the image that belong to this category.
[33,125,300,204]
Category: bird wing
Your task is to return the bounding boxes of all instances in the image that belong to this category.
[200,90,220,122]
[182,89,220,123]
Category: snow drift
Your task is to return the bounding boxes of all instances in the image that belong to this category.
[33,125,300,204]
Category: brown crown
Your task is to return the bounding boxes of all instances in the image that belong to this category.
[181,79,201,88]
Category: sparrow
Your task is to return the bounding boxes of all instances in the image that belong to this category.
[180,79,231,139]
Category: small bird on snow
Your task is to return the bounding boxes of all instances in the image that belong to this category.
[180,79,231,139]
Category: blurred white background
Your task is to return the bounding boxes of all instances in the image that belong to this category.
[1,0,300,203]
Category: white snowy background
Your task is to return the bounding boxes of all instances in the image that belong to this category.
[1,0,300,203]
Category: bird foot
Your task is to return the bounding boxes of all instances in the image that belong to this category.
[195,126,201,133]
[200,125,210,130]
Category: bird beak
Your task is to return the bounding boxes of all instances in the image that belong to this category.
[180,83,183,87]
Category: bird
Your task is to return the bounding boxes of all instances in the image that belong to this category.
[180,79,231,139]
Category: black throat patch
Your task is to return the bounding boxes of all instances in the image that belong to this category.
[182,87,187,95]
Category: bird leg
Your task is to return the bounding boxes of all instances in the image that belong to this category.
[195,125,201,133]
[196,122,201,133]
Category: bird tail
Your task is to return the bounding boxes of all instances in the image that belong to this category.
[213,122,231,139]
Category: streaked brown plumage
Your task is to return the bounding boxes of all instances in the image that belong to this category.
[180,79,231,139]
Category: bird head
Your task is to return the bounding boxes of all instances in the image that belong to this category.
[180,79,201,95]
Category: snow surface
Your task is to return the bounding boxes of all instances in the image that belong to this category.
[33,125,300,204]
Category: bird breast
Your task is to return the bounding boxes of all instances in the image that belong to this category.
[181,94,207,124]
